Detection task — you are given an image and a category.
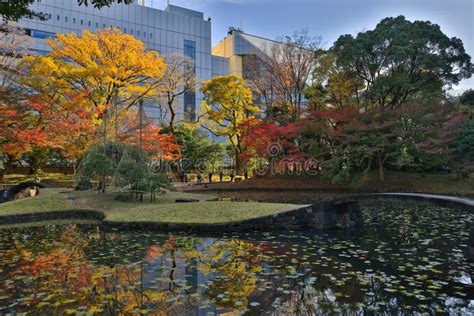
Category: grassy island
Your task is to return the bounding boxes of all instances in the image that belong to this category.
[0,188,304,226]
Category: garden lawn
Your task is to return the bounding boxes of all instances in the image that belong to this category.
[0,188,303,225]
[105,201,303,224]
[0,188,71,216]
[2,173,75,188]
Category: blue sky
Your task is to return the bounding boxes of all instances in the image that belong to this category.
[150,0,473,93]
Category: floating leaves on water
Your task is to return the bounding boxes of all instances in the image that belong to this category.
[0,200,473,314]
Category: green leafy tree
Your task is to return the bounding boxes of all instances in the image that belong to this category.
[332,16,473,109]
[115,144,148,189]
[176,126,225,173]
[461,89,474,105]
[316,102,461,183]
[456,118,474,161]
[77,142,168,196]
[460,89,474,110]
[77,144,116,191]
[305,52,364,110]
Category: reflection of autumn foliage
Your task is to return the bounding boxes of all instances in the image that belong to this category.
[144,236,179,261]
[91,263,173,315]
[147,237,267,312]
[199,240,264,310]
[5,225,96,312]
[14,249,92,290]
[145,245,162,259]
[1,230,272,315]
[0,227,181,315]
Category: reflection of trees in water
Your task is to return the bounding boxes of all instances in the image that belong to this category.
[143,237,266,313]
[0,226,197,315]
[1,212,472,315]
[198,239,264,310]
[0,226,268,314]
[0,226,392,314]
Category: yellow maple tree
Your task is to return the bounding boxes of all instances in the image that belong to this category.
[200,75,258,173]
[21,28,166,125]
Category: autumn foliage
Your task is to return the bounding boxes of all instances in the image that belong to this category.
[240,118,302,161]
[119,111,181,161]
[1,28,179,176]
[2,20,472,183]
[0,90,94,162]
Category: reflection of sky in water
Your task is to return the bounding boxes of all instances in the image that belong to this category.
[0,200,473,314]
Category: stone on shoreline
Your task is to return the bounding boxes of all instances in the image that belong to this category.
[175,198,200,203]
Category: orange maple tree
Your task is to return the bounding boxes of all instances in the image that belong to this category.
[0,91,56,164]
[118,111,181,161]
[0,89,97,170]
[240,118,302,161]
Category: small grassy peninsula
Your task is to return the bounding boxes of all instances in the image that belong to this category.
[0,188,304,226]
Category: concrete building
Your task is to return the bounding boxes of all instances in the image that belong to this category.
[212,27,282,79]
[20,0,213,123]
[212,27,310,113]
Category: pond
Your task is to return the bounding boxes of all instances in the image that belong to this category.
[0,200,473,314]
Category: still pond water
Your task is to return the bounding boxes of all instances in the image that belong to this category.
[0,200,473,315]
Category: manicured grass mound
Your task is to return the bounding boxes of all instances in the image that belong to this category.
[0,188,302,225]
[71,190,217,212]
[0,188,70,216]
[105,201,302,224]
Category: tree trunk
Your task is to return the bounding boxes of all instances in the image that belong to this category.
[168,98,176,134]
[377,151,385,182]
[169,110,176,134]
[101,175,106,193]
[235,148,243,176]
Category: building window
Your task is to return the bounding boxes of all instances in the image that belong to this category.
[123,27,127,33]
[95,22,99,28]
[64,16,68,22]
[137,30,140,36]
[56,15,60,21]
[184,40,196,73]
[184,92,196,122]
[102,24,106,28]
[29,29,56,39]
[184,40,196,60]
[72,18,76,24]
[143,32,146,38]
[130,29,133,34]
[80,19,84,25]
[150,33,153,39]
[29,49,49,56]
[88,21,91,27]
